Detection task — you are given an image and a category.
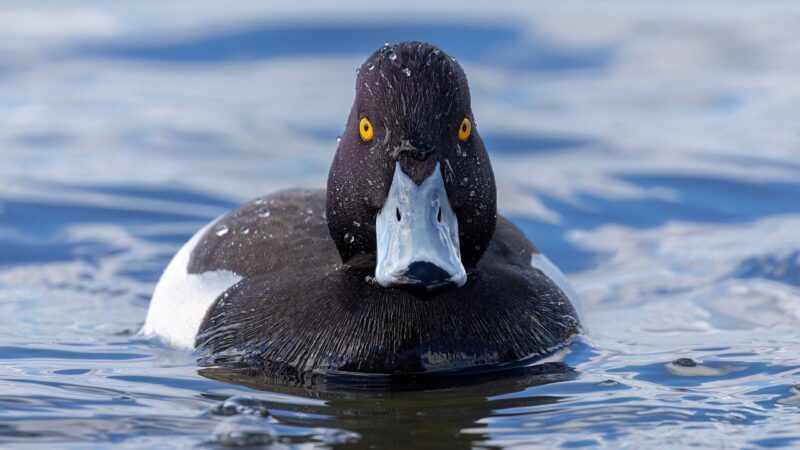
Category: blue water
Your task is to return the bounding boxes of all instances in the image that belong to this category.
[2,2,800,448]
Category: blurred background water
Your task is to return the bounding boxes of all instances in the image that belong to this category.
[1,1,800,448]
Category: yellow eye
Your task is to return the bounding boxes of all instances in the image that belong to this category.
[458,118,471,141]
[359,117,374,141]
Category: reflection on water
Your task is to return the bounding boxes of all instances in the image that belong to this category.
[199,363,572,449]
[2,1,800,448]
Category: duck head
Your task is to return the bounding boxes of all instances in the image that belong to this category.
[326,41,496,294]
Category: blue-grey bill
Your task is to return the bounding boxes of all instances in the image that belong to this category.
[375,162,467,289]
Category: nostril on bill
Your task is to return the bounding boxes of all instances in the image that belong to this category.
[437,207,442,223]
[396,207,401,222]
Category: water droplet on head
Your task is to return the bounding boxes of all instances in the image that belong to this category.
[461,177,469,186]
[469,190,476,197]
[344,232,355,243]
[368,64,375,71]
[254,198,266,205]
[240,226,250,235]
[401,68,411,77]
[306,208,314,215]
[214,224,229,237]
[388,53,397,61]
[352,221,361,227]
[336,136,341,143]
[257,207,270,218]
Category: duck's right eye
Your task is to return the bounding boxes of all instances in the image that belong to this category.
[359,117,374,142]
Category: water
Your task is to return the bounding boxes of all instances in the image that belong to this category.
[1,2,800,448]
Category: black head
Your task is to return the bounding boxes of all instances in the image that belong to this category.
[326,41,497,288]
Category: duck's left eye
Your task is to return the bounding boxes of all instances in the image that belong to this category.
[359,117,374,142]
[458,118,471,142]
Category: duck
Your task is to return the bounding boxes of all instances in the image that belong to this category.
[143,41,581,376]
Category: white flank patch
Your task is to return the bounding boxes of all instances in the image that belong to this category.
[142,218,242,349]
[530,252,585,325]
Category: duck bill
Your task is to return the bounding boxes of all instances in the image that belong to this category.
[375,162,467,293]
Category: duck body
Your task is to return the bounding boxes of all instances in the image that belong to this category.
[143,41,581,376]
